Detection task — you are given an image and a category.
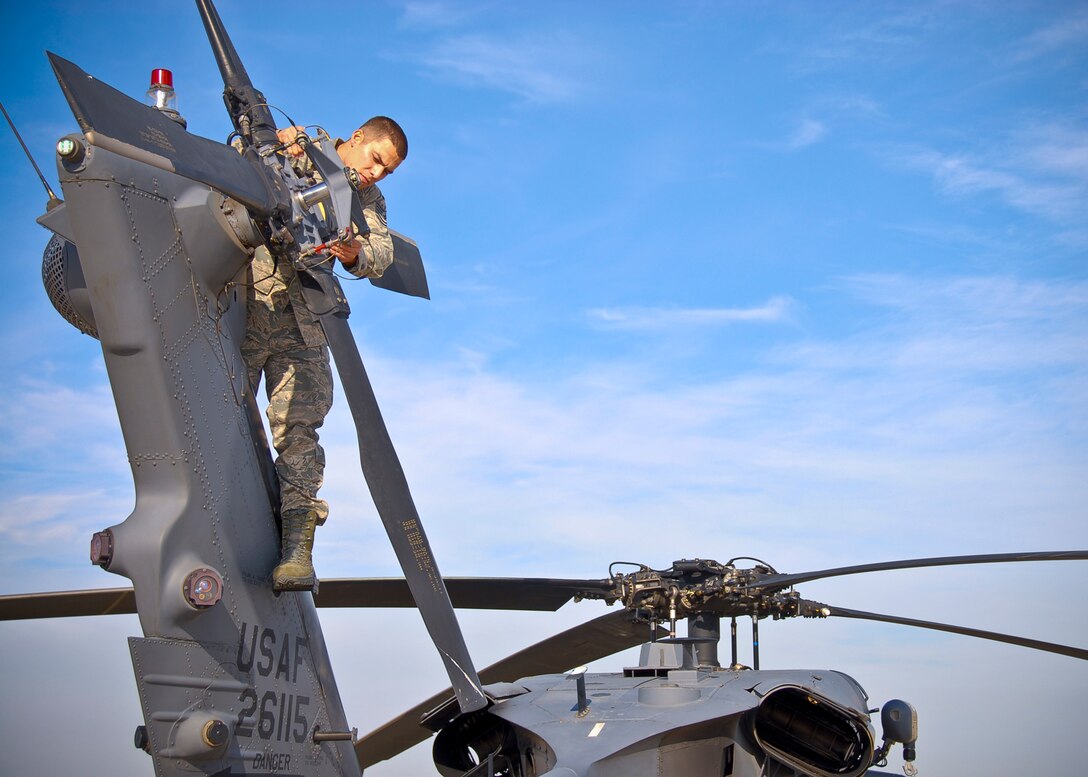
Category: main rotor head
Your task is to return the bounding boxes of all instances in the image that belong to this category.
[579,558,829,633]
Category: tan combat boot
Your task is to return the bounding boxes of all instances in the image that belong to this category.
[273,510,318,591]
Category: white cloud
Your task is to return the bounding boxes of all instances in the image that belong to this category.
[588,296,796,331]
[397,0,491,29]
[416,33,592,103]
[1018,122,1088,180]
[2,379,117,442]
[815,93,884,120]
[302,274,1088,585]
[796,8,939,69]
[1013,10,1088,61]
[894,131,1088,224]
[787,118,827,150]
[6,276,1084,575]
[0,492,116,544]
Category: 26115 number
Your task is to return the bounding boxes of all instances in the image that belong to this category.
[236,688,310,743]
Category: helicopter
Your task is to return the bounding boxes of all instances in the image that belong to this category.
[7,550,1085,775]
[1,2,1086,775]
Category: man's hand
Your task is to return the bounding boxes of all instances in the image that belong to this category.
[276,125,308,157]
[326,234,362,270]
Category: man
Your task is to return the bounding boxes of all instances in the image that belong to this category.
[242,116,407,590]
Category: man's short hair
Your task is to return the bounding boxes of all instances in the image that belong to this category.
[359,116,408,160]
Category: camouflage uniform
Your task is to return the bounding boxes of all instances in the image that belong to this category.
[243,146,394,523]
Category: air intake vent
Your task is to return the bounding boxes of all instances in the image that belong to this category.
[753,685,873,777]
[42,233,98,339]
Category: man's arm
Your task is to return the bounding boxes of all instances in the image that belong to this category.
[335,186,394,279]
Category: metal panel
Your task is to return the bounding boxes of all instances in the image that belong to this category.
[58,139,358,777]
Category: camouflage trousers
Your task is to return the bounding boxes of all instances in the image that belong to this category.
[242,300,333,524]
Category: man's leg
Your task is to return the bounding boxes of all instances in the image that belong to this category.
[241,292,272,403]
[263,343,333,589]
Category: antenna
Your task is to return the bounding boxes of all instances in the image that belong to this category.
[0,100,62,210]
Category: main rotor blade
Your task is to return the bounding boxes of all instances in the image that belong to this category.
[471,608,664,683]
[0,576,613,621]
[320,313,486,715]
[826,605,1088,661]
[317,577,611,611]
[747,550,1088,592]
[0,588,135,620]
[356,609,663,769]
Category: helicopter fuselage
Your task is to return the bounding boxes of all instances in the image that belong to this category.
[428,641,875,777]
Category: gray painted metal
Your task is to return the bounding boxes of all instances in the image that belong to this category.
[357,610,667,769]
[827,604,1088,660]
[748,549,1088,591]
[487,667,871,777]
[36,199,75,242]
[32,1,446,772]
[373,231,430,299]
[317,310,488,715]
[41,233,97,338]
[53,137,358,775]
[0,576,605,620]
[48,53,277,215]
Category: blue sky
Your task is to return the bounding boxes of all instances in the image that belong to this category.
[1,1,1086,775]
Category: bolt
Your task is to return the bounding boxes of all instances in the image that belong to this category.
[133,725,150,753]
[313,727,358,743]
[201,719,229,748]
[90,530,114,567]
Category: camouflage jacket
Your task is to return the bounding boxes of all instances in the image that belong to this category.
[247,137,394,348]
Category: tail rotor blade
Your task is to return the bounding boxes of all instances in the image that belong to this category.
[194,0,278,143]
[320,313,487,714]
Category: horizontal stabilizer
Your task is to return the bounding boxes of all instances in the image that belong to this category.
[47,52,276,215]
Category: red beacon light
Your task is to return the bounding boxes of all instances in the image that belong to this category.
[150,68,174,89]
[146,68,186,128]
